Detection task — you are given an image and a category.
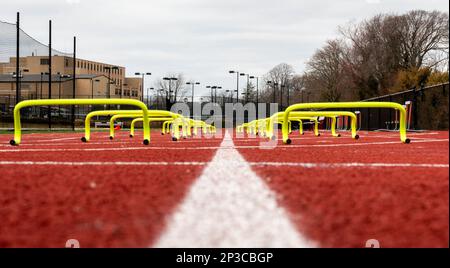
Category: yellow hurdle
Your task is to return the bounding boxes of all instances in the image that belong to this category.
[109,112,185,140]
[281,102,409,144]
[9,99,151,146]
[83,110,143,142]
[268,111,359,140]
[130,117,175,137]
[162,120,174,135]
[83,109,179,142]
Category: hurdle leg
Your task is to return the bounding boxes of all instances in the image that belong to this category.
[185,121,191,138]
[399,107,409,143]
[351,115,359,139]
[130,119,137,138]
[314,120,320,137]
[82,113,93,142]
[331,117,340,137]
[162,121,167,135]
[172,120,180,141]
[109,117,116,140]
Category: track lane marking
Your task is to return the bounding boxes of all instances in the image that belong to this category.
[0,138,447,152]
[0,161,447,168]
[153,131,315,248]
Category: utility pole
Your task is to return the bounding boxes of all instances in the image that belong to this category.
[15,12,20,104]
[48,20,52,129]
[72,36,76,131]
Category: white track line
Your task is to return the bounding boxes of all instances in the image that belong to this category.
[0,138,448,152]
[153,131,315,248]
[0,161,206,166]
[250,162,449,168]
[0,160,447,169]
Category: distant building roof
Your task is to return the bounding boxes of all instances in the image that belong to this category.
[0,74,106,83]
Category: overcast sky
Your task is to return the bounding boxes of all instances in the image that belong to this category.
[0,0,448,95]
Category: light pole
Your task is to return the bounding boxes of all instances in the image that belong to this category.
[206,86,213,102]
[163,77,178,107]
[266,81,276,104]
[135,72,151,102]
[206,86,221,103]
[239,73,250,103]
[249,76,259,114]
[280,84,285,109]
[186,81,200,111]
[146,87,154,107]
[215,86,222,103]
[229,70,243,103]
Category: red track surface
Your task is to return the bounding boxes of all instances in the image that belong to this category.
[0,129,448,248]
[0,131,222,247]
[234,130,449,248]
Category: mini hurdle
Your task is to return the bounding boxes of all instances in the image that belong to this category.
[109,112,186,141]
[130,117,175,137]
[267,111,359,140]
[9,99,151,146]
[282,102,409,144]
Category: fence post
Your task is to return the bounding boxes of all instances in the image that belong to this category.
[412,85,420,130]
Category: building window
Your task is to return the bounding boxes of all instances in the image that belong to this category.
[40,58,50,65]
[65,59,69,67]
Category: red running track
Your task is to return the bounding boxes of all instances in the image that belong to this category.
[234,130,449,248]
[0,131,223,247]
[0,129,448,248]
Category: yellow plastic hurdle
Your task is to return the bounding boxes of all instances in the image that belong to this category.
[287,117,320,136]
[9,99,151,146]
[130,117,175,138]
[83,110,146,142]
[281,102,410,144]
[267,111,360,140]
[162,120,175,135]
[109,112,186,141]
[262,116,318,138]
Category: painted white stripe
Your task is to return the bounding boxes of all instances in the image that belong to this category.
[154,131,315,248]
[0,161,446,169]
[0,138,447,152]
[0,140,222,147]
[0,161,206,166]
[250,162,449,168]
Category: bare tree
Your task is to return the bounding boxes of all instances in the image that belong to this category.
[340,10,449,97]
[305,39,350,102]
[261,63,295,104]
[398,10,449,70]
[155,73,187,108]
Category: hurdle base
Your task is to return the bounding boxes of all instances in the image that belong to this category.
[81,137,87,143]
[9,140,18,146]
